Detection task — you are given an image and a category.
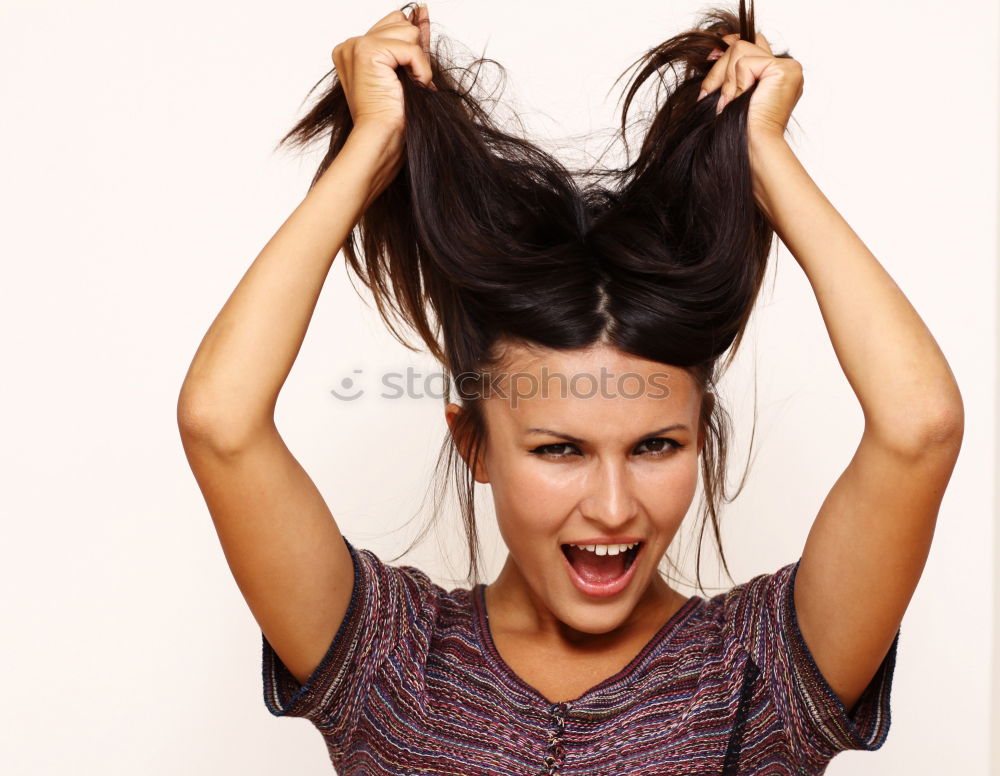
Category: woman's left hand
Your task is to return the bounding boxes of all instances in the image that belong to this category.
[698,32,804,145]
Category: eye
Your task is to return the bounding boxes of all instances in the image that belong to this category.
[528,438,683,460]
[636,437,683,456]
[530,443,581,459]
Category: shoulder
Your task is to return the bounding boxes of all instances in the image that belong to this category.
[346,541,475,639]
[665,560,802,677]
[699,560,801,648]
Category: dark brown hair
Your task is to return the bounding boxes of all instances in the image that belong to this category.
[277,0,792,593]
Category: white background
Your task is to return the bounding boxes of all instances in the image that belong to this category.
[1,0,996,773]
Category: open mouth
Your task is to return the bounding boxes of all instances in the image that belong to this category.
[560,541,643,579]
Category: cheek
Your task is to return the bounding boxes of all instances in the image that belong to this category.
[490,460,573,539]
[638,458,700,517]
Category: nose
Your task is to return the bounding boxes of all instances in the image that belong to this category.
[579,457,639,530]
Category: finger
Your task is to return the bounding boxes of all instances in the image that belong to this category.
[717,53,773,114]
[723,40,748,102]
[387,40,435,89]
[700,33,744,88]
[390,3,429,52]
[401,4,420,36]
[416,3,430,54]
[699,33,767,101]
[736,32,772,58]
[718,39,771,109]
[367,9,411,35]
[731,55,772,99]
[372,19,422,46]
[698,43,733,98]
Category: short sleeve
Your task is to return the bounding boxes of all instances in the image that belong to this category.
[260,535,440,747]
[723,559,899,770]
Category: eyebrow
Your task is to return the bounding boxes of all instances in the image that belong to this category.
[525,424,690,444]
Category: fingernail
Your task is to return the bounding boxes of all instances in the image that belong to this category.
[698,88,708,101]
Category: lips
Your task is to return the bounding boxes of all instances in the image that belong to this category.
[560,541,645,598]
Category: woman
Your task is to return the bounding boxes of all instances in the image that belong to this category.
[177,1,964,773]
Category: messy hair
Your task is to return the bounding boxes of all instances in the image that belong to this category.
[277,0,790,593]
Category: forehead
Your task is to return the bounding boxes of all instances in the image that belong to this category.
[482,341,700,433]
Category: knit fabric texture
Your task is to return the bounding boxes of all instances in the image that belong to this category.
[261,536,898,775]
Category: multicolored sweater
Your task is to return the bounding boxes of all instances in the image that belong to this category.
[261,536,898,775]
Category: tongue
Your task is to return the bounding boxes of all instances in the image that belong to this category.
[565,546,626,583]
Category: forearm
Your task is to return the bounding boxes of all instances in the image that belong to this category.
[178,125,403,445]
[749,135,963,449]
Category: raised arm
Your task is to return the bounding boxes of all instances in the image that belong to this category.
[749,131,963,713]
[176,126,399,687]
[704,32,964,714]
[176,6,435,686]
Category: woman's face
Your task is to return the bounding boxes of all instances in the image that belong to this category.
[445,341,705,638]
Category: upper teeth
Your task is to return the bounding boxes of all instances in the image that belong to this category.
[568,542,639,556]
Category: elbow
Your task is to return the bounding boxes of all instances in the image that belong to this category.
[921,400,964,450]
[922,380,965,448]
[176,385,273,455]
[176,395,216,443]
[176,381,217,438]
[176,390,227,448]
[869,391,965,458]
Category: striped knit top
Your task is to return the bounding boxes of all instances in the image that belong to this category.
[261,536,899,775]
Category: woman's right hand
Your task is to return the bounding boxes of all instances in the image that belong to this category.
[332,4,436,138]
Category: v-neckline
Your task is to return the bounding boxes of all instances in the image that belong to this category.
[472,582,701,707]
